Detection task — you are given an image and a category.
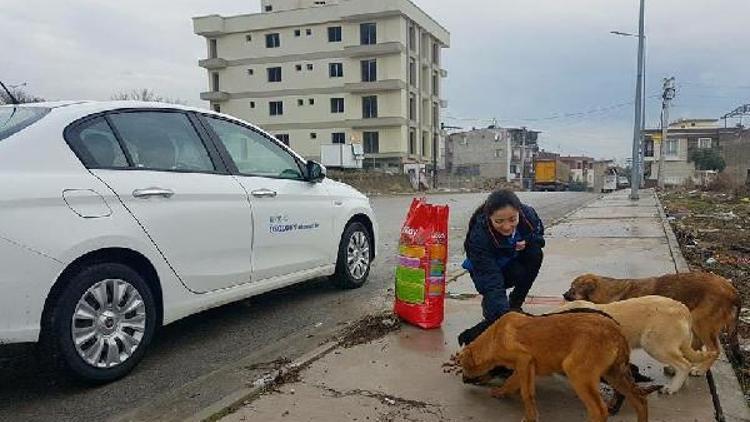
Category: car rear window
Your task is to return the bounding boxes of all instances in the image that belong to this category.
[0,106,51,141]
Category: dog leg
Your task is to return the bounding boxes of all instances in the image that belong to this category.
[567,373,608,422]
[651,349,691,394]
[691,328,720,376]
[490,371,521,399]
[517,356,539,422]
[603,363,650,422]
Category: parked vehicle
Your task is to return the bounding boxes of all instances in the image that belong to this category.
[617,175,631,189]
[533,158,570,191]
[0,101,378,383]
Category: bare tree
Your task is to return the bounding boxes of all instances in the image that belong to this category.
[111,88,186,105]
[0,86,45,105]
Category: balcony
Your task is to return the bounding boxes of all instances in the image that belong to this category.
[200,91,230,102]
[345,79,405,93]
[193,15,225,36]
[198,58,228,70]
[344,42,404,58]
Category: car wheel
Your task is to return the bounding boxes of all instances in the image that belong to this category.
[331,222,372,289]
[43,262,156,384]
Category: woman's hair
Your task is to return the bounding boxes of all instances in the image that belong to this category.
[464,189,522,252]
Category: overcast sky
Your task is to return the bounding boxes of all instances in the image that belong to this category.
[3,0,749,160]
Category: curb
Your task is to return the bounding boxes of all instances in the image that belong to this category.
[187,341,340,422]
[655,192,750,422]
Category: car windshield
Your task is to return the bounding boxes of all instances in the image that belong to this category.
[0,106,51,141]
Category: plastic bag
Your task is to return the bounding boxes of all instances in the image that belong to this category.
[393,198,449,329]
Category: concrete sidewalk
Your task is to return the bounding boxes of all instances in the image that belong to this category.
[216,190,748,422]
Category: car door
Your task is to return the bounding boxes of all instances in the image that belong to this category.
[199,115,335,281]
[69,110,254,293]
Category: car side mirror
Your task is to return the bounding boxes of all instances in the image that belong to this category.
[306,160,326,183]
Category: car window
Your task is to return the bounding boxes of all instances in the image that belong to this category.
[66,117,129,168]
[0,106,50,141]
[203,116,303,180]
[108,112,215,172]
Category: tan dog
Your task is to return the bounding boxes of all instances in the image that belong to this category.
[563,272,740,375]
[459,310,655,422]
[556,296,710,394]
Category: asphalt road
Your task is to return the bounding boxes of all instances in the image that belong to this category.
[0,191,595,422]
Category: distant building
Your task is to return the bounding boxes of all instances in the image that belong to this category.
[445,126,540,183]
[643,118,743,186]
[559,155,594,186]
[193,0,450,172]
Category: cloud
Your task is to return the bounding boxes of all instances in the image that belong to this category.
[2,0,748,159]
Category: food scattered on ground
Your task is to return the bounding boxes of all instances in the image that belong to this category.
[337,311,402,348]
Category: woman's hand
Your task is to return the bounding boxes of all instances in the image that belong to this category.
[515,240,527,251]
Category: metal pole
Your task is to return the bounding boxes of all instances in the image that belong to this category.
[520,127,527,191]
[657,77,675,189]
[629,0,646,200]
[640,35,647,188]
[433,130,438,189]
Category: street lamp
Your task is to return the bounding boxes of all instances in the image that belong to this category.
[609,1,646,199]
[611,30,647,190]
[8,82,27,89]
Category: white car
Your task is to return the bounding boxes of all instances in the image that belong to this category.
[0,101,377,383]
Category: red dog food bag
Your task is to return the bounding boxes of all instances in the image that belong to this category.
[394,198,449,329]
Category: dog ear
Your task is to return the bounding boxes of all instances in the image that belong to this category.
[573,274,600,300]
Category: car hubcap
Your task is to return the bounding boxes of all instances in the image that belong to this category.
[347,231,370,280]
[71,279,146,369]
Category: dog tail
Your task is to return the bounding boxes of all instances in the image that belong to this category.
[725,296,742,361]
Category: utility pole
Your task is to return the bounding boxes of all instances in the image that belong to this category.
[657,77,676,189]
[520,127,527,191]
[629,0,646,200]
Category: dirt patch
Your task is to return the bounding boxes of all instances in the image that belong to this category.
[337,311,402,349]
[660,190,750,401]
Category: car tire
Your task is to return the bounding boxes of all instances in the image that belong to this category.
[42,262,157,384]
[330,222,372,289]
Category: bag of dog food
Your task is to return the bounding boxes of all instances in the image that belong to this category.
[394,198,449,329]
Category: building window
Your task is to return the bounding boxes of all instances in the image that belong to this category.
[330,97,344,113]
[306,28,312,36]
[332,132,346,144]
[250,101,256,109]
[212,73,220,91]
[267,67,282,82]
[360,23,377,45]
[308,98,315,105]
[432,42,440,64]
[409,58,417,87]
[328,26,342,42]
[361,59,377,82]
[432,103,439,127]
[245,34,252,42]
[408,25,416,52]
[266,33,280,48]
[310,132,317,139]
[363,131,379,153]
[644,139,654,157]
[494,149,503,158]
[212,104,221,113]
[295,64,302,71]
[329,62,344,78]
[294,29,301,37]
[298,99,304,106]
[306,63,314,71]
[698,138,712,149]
[362,96,378,119]
[432,72,439,95]
[409,129,416,154]
[409,94,416,121]
[247,68,254,76]
[265,5,273,12]
[269,101,284,116]
[422,132,429,156]
[209,39,218,59]
[276,134,290,146]
[666,139,679,156]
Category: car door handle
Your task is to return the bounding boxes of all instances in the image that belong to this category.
[133,187,175,199]
[251,189,277,198]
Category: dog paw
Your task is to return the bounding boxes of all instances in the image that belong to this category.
[659,386,678,395]
[490,387,508,399]
[690,368,706,377]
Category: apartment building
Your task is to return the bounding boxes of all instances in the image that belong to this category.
[193,0,450,171]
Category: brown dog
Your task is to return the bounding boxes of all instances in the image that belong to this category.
[563,272,740,375]
[459,310,655,422]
